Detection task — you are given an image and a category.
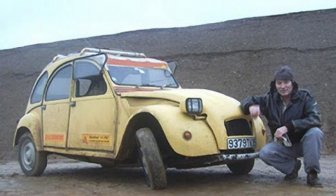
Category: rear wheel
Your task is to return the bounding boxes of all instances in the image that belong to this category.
[18,132,47,176]
[136,128,167,189]
[227,159,254,175]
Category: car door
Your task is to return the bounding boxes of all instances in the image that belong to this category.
[42,63,72,148]
[67,55,117,152]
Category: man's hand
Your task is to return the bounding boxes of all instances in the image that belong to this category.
[249,105,260,118]
[274,126,288,139]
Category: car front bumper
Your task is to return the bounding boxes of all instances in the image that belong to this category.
[220,152,259,161]
[167,151,260,169]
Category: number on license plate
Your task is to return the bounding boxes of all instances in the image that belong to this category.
[227,138,256,149]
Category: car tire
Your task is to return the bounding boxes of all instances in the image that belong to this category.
[18,132,47,176]
[227,159,254,175]
[136,128,167,189]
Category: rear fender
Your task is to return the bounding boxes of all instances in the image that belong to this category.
[13,112,43,151]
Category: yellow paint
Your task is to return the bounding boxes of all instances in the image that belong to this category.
[14,48,267,162]
[14,109,43,150]
[67,92,116,151]
[42,100,69,148]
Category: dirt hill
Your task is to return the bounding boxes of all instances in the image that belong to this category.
[1,9,335,160]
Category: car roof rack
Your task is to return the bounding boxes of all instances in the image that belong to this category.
[80,47,146,58]
[51,54,66,62]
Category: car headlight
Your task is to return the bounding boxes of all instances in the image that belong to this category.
[186,98,203,115]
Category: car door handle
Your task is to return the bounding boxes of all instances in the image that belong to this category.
[69,101,76,107]
[41,105,46,110]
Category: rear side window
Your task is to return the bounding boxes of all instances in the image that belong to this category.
[31,72,48,103]
[45,65,72,101]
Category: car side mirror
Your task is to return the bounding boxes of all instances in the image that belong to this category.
[167,61,178,75]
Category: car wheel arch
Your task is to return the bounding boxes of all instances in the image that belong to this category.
[14,112,43,148]
[14,127,31,146]
[14,127,43,151]
[116,112,173,161]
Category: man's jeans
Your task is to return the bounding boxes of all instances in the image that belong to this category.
[259,127,324,175]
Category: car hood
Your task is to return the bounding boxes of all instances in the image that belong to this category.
[120,88,242,117]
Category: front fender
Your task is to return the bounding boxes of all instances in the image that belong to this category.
[13,111,43,151]
[137,105,219,157]
[252,117,267,150]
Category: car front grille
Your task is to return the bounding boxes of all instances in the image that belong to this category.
[225,119,252,136]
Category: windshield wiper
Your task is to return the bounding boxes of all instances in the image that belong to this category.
[139,83,161,88]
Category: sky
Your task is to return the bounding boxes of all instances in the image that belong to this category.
[1,0,336,50]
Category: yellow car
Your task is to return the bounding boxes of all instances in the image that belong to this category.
[13,48,266,189]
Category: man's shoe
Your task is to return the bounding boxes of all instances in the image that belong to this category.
[284,160,301,181]
[307,170,323,187]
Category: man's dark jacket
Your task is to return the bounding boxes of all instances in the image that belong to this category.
[240,81,321,144]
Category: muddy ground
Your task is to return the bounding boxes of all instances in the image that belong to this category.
[1,155,335,196]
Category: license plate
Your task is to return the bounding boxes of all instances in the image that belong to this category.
[227,137,256,149]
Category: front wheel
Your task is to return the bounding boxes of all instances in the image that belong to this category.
[136,128,167,189]
[227,159,254,175]
[18,132,47,176]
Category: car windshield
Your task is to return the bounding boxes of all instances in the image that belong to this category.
[107,65,179,88]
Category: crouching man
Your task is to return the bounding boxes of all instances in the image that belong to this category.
[240,65,324,187]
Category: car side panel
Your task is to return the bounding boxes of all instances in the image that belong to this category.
[67,95,116,152]
[42,100,69,148]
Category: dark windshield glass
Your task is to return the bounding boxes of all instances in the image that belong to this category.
[107,65,179,88]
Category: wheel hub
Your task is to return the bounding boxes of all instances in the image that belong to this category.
[21,142,35,170]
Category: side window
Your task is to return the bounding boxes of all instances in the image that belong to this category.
[31,72,48,103]
[45,65,72,101]
[74,60,107,97]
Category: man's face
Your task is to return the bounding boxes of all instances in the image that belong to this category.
[275,80,293,97]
